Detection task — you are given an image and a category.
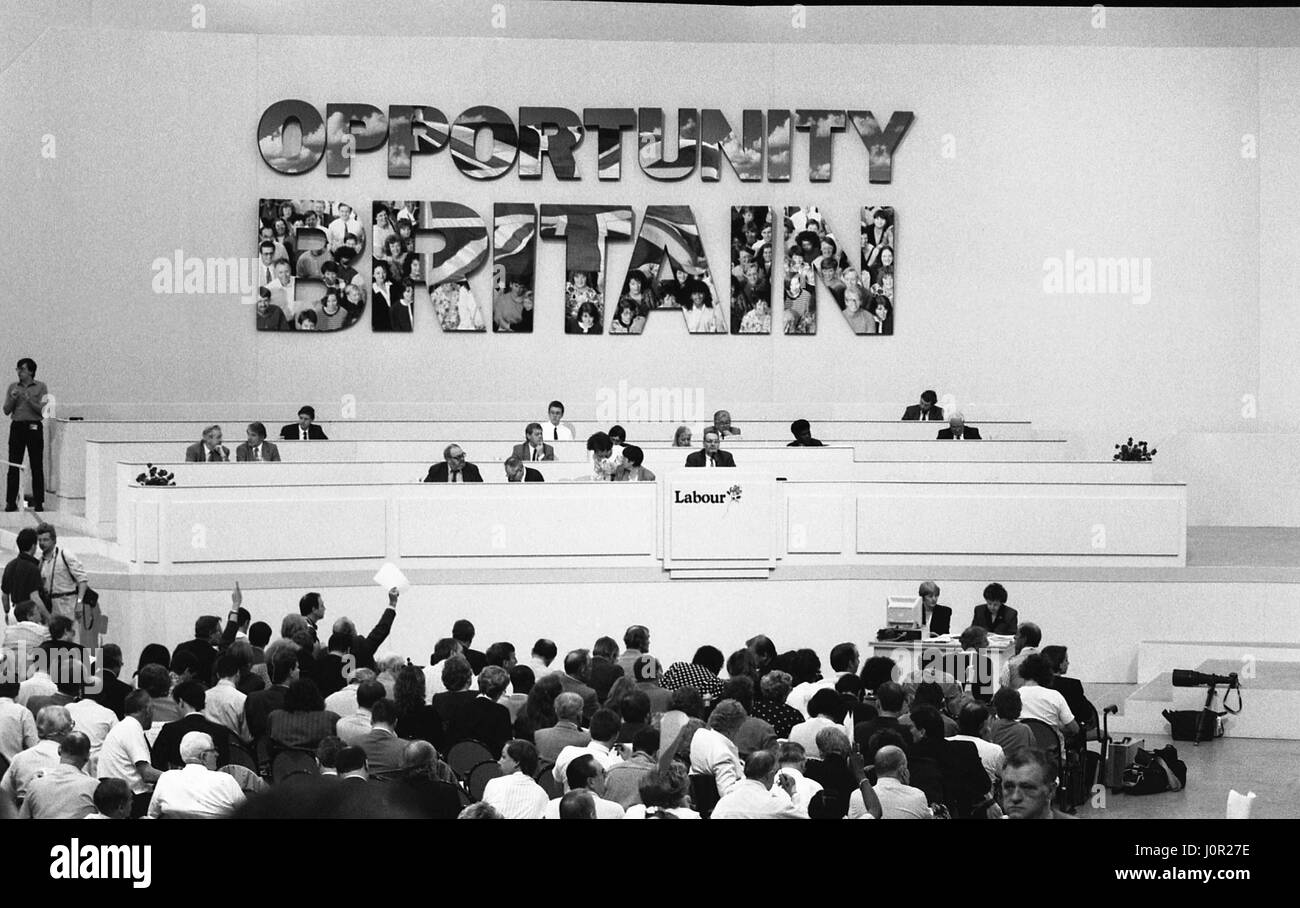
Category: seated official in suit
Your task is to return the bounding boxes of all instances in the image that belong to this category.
[512,422,555,463]
[937,413,981,440]
[614,445,655,482]
[424,444,483,483]
[185,425,230,462]
[971,582,1018,635]
[902,390,945,421]
[919,580,951,636]
[685,428,736,467]
[713,409,742,437]
[235,422,281,462]
[280,405,328,441]
[787,419,824,446]
[504,456,543,483]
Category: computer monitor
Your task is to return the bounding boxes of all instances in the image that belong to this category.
[886,596,923,629]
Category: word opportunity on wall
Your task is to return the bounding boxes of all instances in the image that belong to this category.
[254,102,913,336]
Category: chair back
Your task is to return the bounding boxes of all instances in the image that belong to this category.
[270,748,320,784]
[468,761,504,801]
[1019,718,1065,761]
[688,773,720,818]
[219,763,269,796]
[447,740,495,780]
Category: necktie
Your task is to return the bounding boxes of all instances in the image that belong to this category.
[208,449,219,462]
[301,427,307,440]
[553,426,558,440]
[253,446,260,462]
[708,454,715,467]
[532,448,539,461]
[452,471,460,483]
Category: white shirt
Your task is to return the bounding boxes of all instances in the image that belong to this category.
[527,656,554,678]
[336,708,372,746]
[785,678,836,719]
[948,734,1006,785]
[482,771,550,819]
[0,738,60,805]
[66,698,118,775]
[1000,647,1040,689]
[98,716,153,794]
[623,804,700,819]
[545,421,573,442]
[775,766,823,817]
[852,776,928,819]
[543,793,625,819]
[1018,684,1075,730]
[711,779,805,819]
[16,672,57,707]
[146,763,245,818]
[788,715,838,760]
[688,727,743,797]
[554,741,623,786]
[324,684,360,718]
[204,678,250,740]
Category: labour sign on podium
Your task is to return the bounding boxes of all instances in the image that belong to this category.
[663,471,777,576]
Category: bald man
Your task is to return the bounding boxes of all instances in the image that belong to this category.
[850,745,931,819]
[18,731,99,818]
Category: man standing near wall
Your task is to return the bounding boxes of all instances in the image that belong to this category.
[4,358,48,512]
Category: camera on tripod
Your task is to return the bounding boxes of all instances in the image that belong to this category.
[1171,669,1239,689]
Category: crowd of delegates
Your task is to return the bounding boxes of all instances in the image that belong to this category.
[256,200,372,332]
[0,575,1095,820]
[608,266,728,335]
[729,206,776,334]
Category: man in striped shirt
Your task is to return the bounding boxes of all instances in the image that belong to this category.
[481,739,549,819]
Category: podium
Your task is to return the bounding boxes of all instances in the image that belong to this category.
[663,471,777,578]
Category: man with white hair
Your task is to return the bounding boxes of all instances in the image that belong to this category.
[18,731,99,819]
[0,704,72,810]
[689,699,747,798]
[937,412,981,440]
[711,750,804,819]
[146,732,245,818]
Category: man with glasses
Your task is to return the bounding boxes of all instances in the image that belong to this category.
[423,444,483,483]
[146,732,245,819]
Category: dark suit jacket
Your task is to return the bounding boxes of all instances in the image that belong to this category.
[349,607,396,672]
[587,660,624,703]
[431,690,478,741]
[1054,676,1096,727]
[245,683,289,741]
[556,672,600,722]
[464,649,487,675]
[684,449,737,467]
[423,462,484,483]
[184,442,230,462]
[511,442,555,462]
[314,652,350,697]
[971,604,1019,636]
[152,713,232,770]
[172,638,220,686]
[397,706,446,752]
[522,467,544,482]
[235,441,281,462]
[855,716,914,763]
[936,426,981,440]
[90,670,131,719]
[445,696,512,755]
[787,437,824,446]
[925,604,952,636]
[902,405,945,421]
[908,737,990,817]
[279,423,328,440]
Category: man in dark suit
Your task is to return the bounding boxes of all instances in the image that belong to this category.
[150,681,232,770]
[356,699,411,776]
[334,588,398,673]
[314,633,353,697]
[280,405,328,441]
[937,413,981,440]
[906,706,991,818]
[902,390,945,421]
[504,456,544,483]
[89,644,131,719]
[971,583,1019,635]
[235,422,281,462]
[557,649,600,722]
[424,444,484,482]
[1040,645,1096,730]
[919,581,951,636]
[451,620,486,674]
[184,425,230,462]
[444,666,513,756]
[685,428,736,467]
[512,423,555,463]
[246,647,296,740]
[172,616,223,685]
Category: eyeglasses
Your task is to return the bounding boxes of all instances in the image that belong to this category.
[449,453,466,461]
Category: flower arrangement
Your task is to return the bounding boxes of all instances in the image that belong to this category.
[136,464,176,486]
[1113,438,1157,461]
